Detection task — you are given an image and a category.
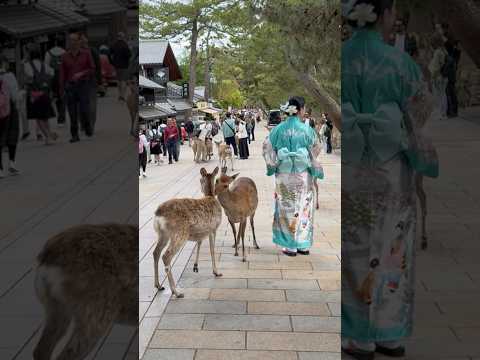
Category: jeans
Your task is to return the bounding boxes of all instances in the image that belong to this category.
[225,136,238,156]
[446,80,458,117]
[65,80,91,138]
[167,139,178,163]
[326,136,332,154]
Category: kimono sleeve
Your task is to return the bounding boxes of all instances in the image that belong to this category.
[262,135,278,176]
[308,128,324,179]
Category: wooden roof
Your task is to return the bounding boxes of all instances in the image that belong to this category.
[41,0,125,16]
[0,3,88,38]
[140,40,183,81]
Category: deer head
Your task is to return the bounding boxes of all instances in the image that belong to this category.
[200,167,219,196]
[214,167,239,195]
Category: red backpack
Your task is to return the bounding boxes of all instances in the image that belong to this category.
[0,79,11,120]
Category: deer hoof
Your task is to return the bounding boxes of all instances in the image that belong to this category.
[155,284,165,291]
[242,257,246,263]
[175,292,184,298]
[193,264,198,272]
[234,252,238,257]
[255,245,260,250]
[214,272,223,277]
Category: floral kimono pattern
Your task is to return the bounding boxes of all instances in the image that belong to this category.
[342,29,439,343]
[263,116,323,250]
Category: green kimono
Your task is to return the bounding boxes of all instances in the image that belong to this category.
[262,116,323,250]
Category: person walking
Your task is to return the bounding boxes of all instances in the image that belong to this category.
[80,34,101,134]
[138,130,148,178]
[323,113,333,153]
[0,56,20,177]
[110,32,131,101]
[429,35,448,120]
[236,117,249,159]
[262,96,323,257]
[185,118,194,146]
[150,130,163,165]
[44,36,66,127]
[221,112,238,157]
[24,44,57,146]
[341,1,439,358]
[163,118,179,164]
[60,32,95,143]
[445,41,459,118]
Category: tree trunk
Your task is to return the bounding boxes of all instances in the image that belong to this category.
[294,68,341,131]
[188,17,199,105]
[204,29,211,102]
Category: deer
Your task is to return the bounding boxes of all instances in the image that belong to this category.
[33,224,137,360]
[153,167,223,298]
[215,167,259,262]
[192,137,207,162]
[217,143,234,171]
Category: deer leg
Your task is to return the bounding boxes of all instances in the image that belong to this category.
[229,219,238,253]
[416,175,428,250]
[193,240,202,273]
[209,232,222,277]
[250,214,260,249]
[33,298,71,360]
[162,234,186,298]
[240,220,247,262]
[153,235,168,290]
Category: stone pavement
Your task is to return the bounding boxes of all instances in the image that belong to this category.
[139,125,341,359]
[0,88,138,360]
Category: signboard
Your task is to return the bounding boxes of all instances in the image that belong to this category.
[196,101,208,110]
[182,83,189,98]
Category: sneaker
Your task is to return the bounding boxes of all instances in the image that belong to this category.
[297,249,310,255]
[282,248,297,257]
[8,162,20,176]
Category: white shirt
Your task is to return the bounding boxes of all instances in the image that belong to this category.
[0,71,19,101]
[394,34,406,52]
[23,60,54,84]
[199,122,212,141]
[237,121,248,139]
[139,134,149,148]
[44,46,66,68]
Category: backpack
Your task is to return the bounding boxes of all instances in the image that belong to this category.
[0,79,11,119]
[48,50,63,73]
[30,61,51,94]
[211,121,219,136]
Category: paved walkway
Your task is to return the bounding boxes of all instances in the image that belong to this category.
[0,88,137,360]
[139,125,341,359]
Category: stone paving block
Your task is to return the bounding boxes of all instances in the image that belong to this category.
[204,314,292,331]
[319,279,342,291]
[178,277,247,289]
[166,300,247,314]
[282,270,340,280]
[220,269,283,279]
[157,314,205,330]
[328,302,341,316]
[247,331,340,352]
[195,349,298,360]
[210,288,285,302]
[285,290,341,303]
[298,352,340,360]
[249,261,313,270]
[248,279,320,290]
[292,316,340,333]
[142,349,195,360]
[150,330,245,349]
[248,301,330,316]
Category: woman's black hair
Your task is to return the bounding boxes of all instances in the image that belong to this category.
[28,44,42,60]
[288,96,305,111]
[346,0,395,28]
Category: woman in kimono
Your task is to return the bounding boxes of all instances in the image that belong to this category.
[341,0,438,359]
[262,96,323,256]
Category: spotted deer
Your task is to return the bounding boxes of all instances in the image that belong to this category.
[153,167,223,298]
[215,167,259,262]
[33,224,137,360]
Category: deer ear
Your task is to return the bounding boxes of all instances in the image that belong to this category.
[212,166,219,176]
[231,173,240,180]
[200,168,207,177]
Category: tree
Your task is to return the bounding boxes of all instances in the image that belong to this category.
[140,0,246,105]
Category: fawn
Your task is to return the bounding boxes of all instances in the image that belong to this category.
[33,224,137,360]
[217,143,234,171]
[153,167,223,298]
[215,167,259,262]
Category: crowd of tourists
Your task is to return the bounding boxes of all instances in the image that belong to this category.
[0,31,137,179]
